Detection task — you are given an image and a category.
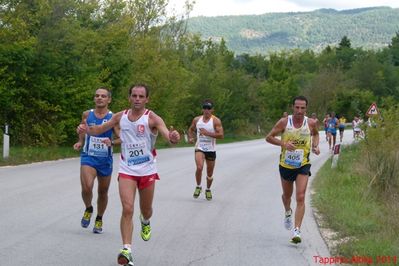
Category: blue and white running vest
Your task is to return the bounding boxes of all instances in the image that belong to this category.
[81,110,113,159]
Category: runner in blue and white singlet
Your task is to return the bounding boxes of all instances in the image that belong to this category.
[73,87,120,234]
[81,109,114,174]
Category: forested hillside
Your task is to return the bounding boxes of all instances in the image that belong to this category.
[1,1,399,148]
[187,7,399,55]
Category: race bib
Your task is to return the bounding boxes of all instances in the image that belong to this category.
[198,136,213,151]
[284,149,304,168]
[88,136,109,157]
[124,142,150,166]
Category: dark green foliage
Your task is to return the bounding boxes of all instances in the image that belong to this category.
[1,2,399,147]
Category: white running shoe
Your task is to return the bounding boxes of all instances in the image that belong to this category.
[291,227,301,244]
[284,209,293,230]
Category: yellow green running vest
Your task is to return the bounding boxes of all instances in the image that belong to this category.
[279,115,311,169]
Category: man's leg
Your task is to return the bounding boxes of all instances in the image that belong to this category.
[139,182,155,241]
[194,152,205,186]
[206,159,215,189]
[332,134,337,149]
[293,174,309,229]
[80,165,97,228]
[280,178,294,212]
[119,178,138,246]
[96,175,112,217]
[80,165,97,209]
[281,177,294,230]
[117,177,136,265]
[139,182,155,221]
[204,159,216,200]
[193,152,205,198]
[92,174,112,233]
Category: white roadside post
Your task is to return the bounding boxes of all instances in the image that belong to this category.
[331,143,340,168]
[3,124,10,159]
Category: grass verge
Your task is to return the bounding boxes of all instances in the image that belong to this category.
[312,144,399,262]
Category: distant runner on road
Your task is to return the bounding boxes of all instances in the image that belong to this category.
[188,99,224,201]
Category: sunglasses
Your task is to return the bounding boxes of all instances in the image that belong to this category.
[202,105,212,110]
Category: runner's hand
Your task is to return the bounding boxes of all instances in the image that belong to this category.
[312,146,320,155]
[73,142,82,151]
[169,130,180,144]
[77,120,88,134]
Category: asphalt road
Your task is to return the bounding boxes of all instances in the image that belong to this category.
[0,131,353,266]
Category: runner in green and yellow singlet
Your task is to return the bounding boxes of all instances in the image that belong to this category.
[266,96,320,244]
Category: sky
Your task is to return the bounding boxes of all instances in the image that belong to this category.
[167,0,399,17]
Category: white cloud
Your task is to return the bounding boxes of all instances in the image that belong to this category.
[167,0,399,17]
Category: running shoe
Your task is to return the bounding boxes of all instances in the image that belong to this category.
[205,189,212,201]
[284,209,293,230]
[117,248,134,266]
[193,186,202,198]
[81,211,92,228]
[92,219,103,234]
[140,215,151,241]
[291,227,302,244]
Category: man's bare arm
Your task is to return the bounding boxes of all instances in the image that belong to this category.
[150,112,180,144]
[78,111,122,136]
[265,118,294,150]
[188,117,199,143]
[73,111,89,150]
[309,119,320,155]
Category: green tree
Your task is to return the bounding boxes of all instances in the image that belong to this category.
[388,31,399,66]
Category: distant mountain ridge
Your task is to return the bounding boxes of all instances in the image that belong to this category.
[186,6,399,55]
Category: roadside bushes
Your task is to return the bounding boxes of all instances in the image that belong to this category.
[359,106,399,199]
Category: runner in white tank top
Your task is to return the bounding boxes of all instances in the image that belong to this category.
[78,84,180,266]
[195,115,216,152]
[188,99,224,201]
[119,109,157,176]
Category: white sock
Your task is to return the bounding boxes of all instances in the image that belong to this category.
[123,244,131,251]
[141,215,150,225]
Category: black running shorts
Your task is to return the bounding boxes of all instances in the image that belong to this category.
[279,164,311,182]
[195,149,216,161]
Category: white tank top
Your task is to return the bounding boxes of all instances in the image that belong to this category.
[119,109,157,176]
[353,120,361,131]
[195,116,216,152]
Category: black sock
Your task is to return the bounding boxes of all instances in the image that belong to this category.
[85,206,93,213]
[96,215,102,221]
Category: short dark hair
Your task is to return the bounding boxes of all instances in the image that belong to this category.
[292,95,308,106]
[129,83,149,97]
[203,98,213,105]
[97,87,112,97]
